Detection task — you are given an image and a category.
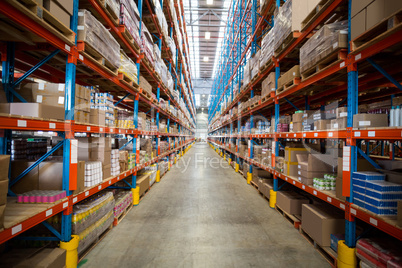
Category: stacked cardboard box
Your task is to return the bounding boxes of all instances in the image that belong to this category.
[119,51,138,83]
[353,113,388,129]
[139,76,152,95]
[92,92,115,127]
[111,149,120,177]
[89,137,112,179]
[330,107,348,129]
[43,0,74,27]
[284,147,308,177]
[141,22,154,66]
[261,72,276,98]
[0,155,10,230]
[120,0,141,45]
[119,151,128,172]
[297,154,334,185]
[250,50,261,79]
[252,166,271,184]
[277,65,300,90]
[276,191,309,215]
[291,111,304,132]
[75,84,91,124]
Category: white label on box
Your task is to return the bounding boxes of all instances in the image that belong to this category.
[109,180,111,185]
[12,225,22,235]
[333,42,338,49]
[38,83,45,90]
[49,123,56,129]
[77,25,84,30]
[298,171,301,175]
[79,54,83,61]
[333,124,339,129]
[78,11,84,16]
[340,203,345,209]
[100,127,103,132]
[314,133,318,137]
[355,54,362,61]
[351,208,357,215]
[293,181,295,185]
[359,121,370,126]
[65,44,71,52]
[36,95,43,103]
[58,84,64,91]
[293,72,296,76]
[85,191,89,196]
[70,139,78,164]
[355,131,361,137]
[98,185,102,190]
[327,197,332,203]
[340,112,347,117]
[368,131,375,137]
[87,126,91,131]
[302,185,305,189]
[340,62,345,68]
[63,202,68,209]
[73,197,78,203]
[328,132,334,137]
[370,217,378,226]
[17,120,27,127]
[303,133,306,137]
[313,190,317,195]
[294,134,296,137]
[46,209,53,217]
[58,96,64,104]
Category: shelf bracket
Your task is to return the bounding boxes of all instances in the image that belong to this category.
[119,138,134,150]
[367,58,402,91]
[284,97,299,111]
[42,221,62,240]
[114,93,130,106]
[356,147,382,170]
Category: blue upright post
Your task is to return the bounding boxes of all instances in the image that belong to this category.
[273,61,280,192]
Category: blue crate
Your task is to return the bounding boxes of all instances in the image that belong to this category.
[353,191,365,201]
[365,188,402,200]
[330,234,345,253]
[365,181,402,192]
[364,203,398,215]
[364,195,399,208]
[353,185,365,194]
[353,197,366,208]
[352,177,366,187]
[352,172,385,181]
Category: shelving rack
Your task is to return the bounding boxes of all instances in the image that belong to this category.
[207,0,402,255]
[0,0,195,259]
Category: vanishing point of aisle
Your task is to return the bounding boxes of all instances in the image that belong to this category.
[82,142,330,268]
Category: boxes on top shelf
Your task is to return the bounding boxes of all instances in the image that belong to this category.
[120,0,141,45]
[43,0,73,27]
[353,113,388,129]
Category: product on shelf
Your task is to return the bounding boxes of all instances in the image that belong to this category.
[356,238,402,268]
[353,113,389,129]
[141,22,154,65]
[297,154,335,185]
[115,109,133,129]
[119,151,128,172]
[277,65,300,91]
[313,174,336,191]
[17,190,66,204]
[276,191,309,215]
[91,92,115,127]
[139,76,152,95]
[84,161,103,187]
[113,190,132,219]
[120,0,141,45]
[119,50,138,83]
[284,147,308,176]
[77,10,120,70]
[111,149,120,177]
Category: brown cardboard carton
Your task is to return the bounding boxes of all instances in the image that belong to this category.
[278,65,300,89]
[351,9,367,40]
[261,72,276,96]
[293,122,303,132]
[13,248,66,268]
[9,103,64,120]
[10,161,39,194]
[331,118,347,130]
[0,103,10,114]
[285,147,308,162]
[90,109,106,125]
[292,0,322,31]
[292,112,304,123]
[299,177,314,185]
[73,161,85,195]
[366,0,385,30]
[0,204,5,230]
[136,173,150,196]
[302,204,345,247]
[55,0,74,15]
[314,119,331,131]
[103,164,111,180]
[353,113,388,128]
[0,180,8,206]
[335,176,346,201]
[277,191,309,215]
[43,0,71,27]
[284,162,298,176]
[298,169,327,180]
[77,138,90,161]
[253,167,271,178]
[0,155,10,182]
[377,159,402,171]
[351,0,374,17]
[336,107,348,118]
[385,0,402,17]
[297,154,334,173]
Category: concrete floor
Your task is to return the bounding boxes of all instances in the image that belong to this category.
[82,142,330,268]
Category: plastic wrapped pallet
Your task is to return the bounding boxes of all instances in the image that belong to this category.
[120,0,141,45]
[356,238,402,268]
[103,0,120,19]
[77,10,120,69]
[119,50,138,82]
[141,22,154,65]
[272,0,292,53]
[300,21,348,74]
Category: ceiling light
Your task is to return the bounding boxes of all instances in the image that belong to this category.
[202,94,205,97]
[203,56,209,62]
[207,0,213,4]
[205,31,211,39]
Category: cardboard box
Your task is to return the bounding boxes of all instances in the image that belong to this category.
[353,113,388,128]
[73,161,85,195]
[262,72,276,96]
[90,109,106,126]
[0,180,9,206]
[0,155,10,182]
[302,204,345,247]
[398,201,402,227]
[277,191,309,215]
[285,147,308,162]
[297,154,334,173]
[103,164,111,179]
[298,169,327,180]
[299,177,314,185]
[278,65,300,89]
[6,248,67,268]
[336,107,348,118]
[2,103,64,120]
[77,138,90,161]
[292,112,304,123]
[292,0,322,31]
[54,0,74,15]
[377,159,402,171]
[0,204,5,230]
[351,0,374,17]
[43,0,71,27]
[253,167,271,178]
[284,162,298,176]
[136,173,150,196]
[351,9,367,40]
[293,122,303,132]
[331,118,347,130]
[314,119,331,131]
[10,161,39,194]
[366,0,385,30]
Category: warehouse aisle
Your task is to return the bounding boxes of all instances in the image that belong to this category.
[82,143,329,268]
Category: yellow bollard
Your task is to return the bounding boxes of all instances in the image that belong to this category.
[235,163,239,172]
[60,235,79,268]
[132,187,140,205]
[247,172,252,184]
[228,158,231,165]
[156,170,160,183]
[168,162,171,171]
[224,155,226,161]
[269,190,277,208]
[337,241,357,267]
[174,157,177,164]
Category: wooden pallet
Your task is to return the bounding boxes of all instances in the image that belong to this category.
[275,204,301,229]
[301,49,348,80]
[259,58,274,74]
[119,25,141,55]
[250,180,259,190]
[113,203,133,226]
[299,227,338,267]
[78,223,114,263]
[352,10,402,53]
[80,0,119,26]
[277,77,301,94]
[4,0,75,45]
[274,31,300,57]
[261,95,271,104]
[77,41,118,76]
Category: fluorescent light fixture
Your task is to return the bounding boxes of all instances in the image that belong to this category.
[205,31,210,39]
[202,94,205,97]
[203,56,209,62]
[207,0,213,4]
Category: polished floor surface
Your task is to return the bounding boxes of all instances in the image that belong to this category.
[82,142,330,268]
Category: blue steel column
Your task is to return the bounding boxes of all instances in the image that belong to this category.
[61,0,78,243]
[345,0,357,248]
[273,61,280,191]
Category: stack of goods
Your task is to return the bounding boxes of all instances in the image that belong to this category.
[356,238,402,268]
[313,174,336,191]
[77,10,120,70]
[113,190,132,219]
[120,0,141,45]
[75,85,91,124]
[119,51,138,83]
[352,171,402,215]
[159,160,168,175]
[277,65,300,92]
[89,137,112,179]
[243,162,250,178]
[302,110,315,131]
[159,141,169,153]
[128,152,135,169]
[72,192,115,254]
[167,37,176,64]
[291,110,304,132]
[17,190,66,203]
[261,72,276,97]
[353,113,388,129]
[390,105,402,127]
[284,147,307,177]
[260,28,275,67]
[331,107,348,130]
[277,123,289,132]
[300,21,348,75]
[313,110,336,131]
[0,155,10,230]
[140,164,157,186]
[111,149,120,177]
[242,61,251,87]
[261,148,271,167]
[139,76,152,95]
[119,151,128,172]
[11,139,47,161]
[115,109,133,129]
[250,51,260,80]
[84,161,103,187]
[141,23,154,65]
[137,112,146,130]
[297,154,335,185]
[92,92,115,127]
